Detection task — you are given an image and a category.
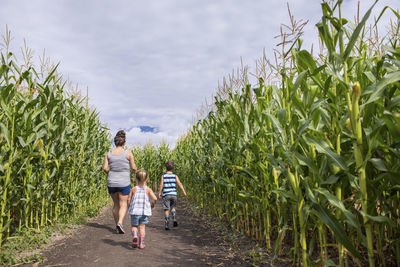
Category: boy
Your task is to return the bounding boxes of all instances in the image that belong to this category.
[158,160,186,230]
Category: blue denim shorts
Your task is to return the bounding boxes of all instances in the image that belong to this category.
[131,215,149,226]
[107,185,131,195]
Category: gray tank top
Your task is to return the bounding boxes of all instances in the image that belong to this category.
[107,150,131,187]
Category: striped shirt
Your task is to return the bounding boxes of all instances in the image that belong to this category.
[162,173,177,197]
[128,186,152,216]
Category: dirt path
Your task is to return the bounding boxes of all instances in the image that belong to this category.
[30,200,253,267]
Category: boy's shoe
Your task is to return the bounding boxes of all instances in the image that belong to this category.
[171,211,177,226]
[139,236,146,249]
[165,216,170,230]
[116,223,125,234]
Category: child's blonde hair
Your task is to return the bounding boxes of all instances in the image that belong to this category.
[135,169,149,182]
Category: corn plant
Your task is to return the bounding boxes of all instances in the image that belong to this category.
[131,142,171,191]
[0,33,110,247]
[171,1,400,266]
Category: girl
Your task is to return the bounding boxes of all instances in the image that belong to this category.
[128,169,157,249]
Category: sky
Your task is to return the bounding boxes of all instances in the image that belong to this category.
[1,0,399,147]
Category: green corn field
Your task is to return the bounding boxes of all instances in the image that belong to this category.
[135,2,400,266]
[0,30,110,248]
[130,142,171,191]
[1,0,400,266]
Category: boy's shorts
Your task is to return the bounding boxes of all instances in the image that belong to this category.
[162,195,177,210]
[107,185,131,195]
[130,215,149,226]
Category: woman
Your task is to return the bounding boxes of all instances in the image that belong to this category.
[103,130,137,234]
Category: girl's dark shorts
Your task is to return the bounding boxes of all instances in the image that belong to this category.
[108,185,131,195]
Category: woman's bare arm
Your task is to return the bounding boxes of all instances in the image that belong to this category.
[102,153,109,174]
[126,150,137,173]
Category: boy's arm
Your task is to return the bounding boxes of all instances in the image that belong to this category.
[158,175,164,199]
[176,175,187,196]
[147,188,157,209]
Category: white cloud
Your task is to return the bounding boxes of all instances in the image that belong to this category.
[1,0,399,146]
[125,127,175,148]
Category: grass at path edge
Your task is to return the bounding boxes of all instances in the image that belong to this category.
[0,195,110,266]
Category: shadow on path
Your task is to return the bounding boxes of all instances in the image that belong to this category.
[86,222,116,234]
[102,238,132,250]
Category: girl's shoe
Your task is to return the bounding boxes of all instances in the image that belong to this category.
[173,220,178,227]
[139,236,146,249]
[131,231,138,248]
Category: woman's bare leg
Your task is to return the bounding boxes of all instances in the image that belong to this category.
[118,193,129,225]
[111,193,120,224]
